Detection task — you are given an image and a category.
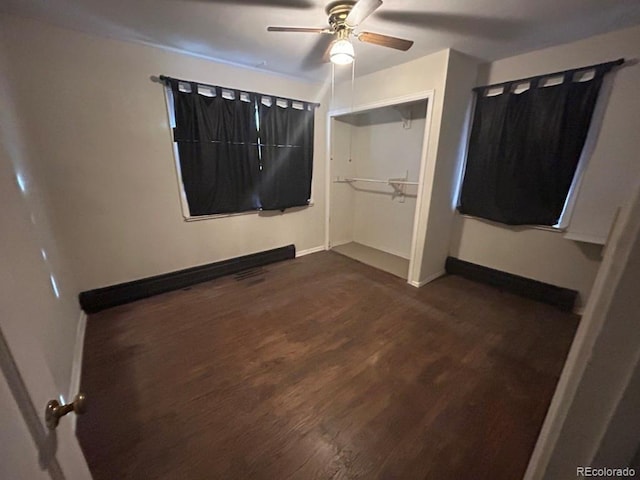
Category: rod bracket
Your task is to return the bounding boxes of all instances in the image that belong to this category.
[393,106,412,129]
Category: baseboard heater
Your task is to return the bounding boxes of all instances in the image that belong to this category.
[445,257,578,312]
[79,245,296,314]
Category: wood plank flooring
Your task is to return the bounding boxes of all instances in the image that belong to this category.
[77,252,578,480]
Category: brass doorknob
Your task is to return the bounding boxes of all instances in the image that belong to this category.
[45,393,87,430]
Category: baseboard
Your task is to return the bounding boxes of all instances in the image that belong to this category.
[79,245,296,313]
[409,270,446,288]
[296,246,326,257]
[445,257,578,312]
[69,311,87,432]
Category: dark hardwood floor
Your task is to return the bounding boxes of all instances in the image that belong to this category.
[78,252,578,480]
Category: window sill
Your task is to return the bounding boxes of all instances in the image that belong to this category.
[184,210,258,222]
[457,213,566,233]
[183,202,314,222]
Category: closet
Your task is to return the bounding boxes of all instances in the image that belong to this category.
[329,99,429,280]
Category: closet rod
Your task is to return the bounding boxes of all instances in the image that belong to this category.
[388,179,419,186]
[335,177,419,186]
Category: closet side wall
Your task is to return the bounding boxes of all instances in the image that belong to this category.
[329,118,357,247]
[419,50,480,283]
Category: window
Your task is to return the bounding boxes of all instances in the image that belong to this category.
[164,77,316,218]
[458,60,621,227]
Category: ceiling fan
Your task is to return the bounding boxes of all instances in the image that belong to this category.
[267,0,414,66]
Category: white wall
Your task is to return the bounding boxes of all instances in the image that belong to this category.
[419,51,480,281]
[0,34,81,402]
[451,25,640,309]
[0,35,91,477]
[331,50,449,112]
[450,219,602,310]
[1,13,328,291]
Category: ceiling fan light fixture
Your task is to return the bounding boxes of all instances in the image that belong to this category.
[267,0,414,68]
[330,38,355,65]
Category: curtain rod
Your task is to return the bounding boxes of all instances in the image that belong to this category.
[158,75,321,108]
[473,58,625,93]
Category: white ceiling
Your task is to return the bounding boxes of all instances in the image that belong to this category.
[2,0,640,82]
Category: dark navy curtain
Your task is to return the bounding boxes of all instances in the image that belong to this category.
[258,101,315,211]
[459,62,618,226]
[170,81,260,215]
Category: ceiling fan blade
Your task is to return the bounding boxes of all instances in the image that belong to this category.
[345,0,383,27]
[268,26,330,33]
[191,0,315,8]
[358,32,414,51]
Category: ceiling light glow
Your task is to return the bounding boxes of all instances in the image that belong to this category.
[330,39,354,65]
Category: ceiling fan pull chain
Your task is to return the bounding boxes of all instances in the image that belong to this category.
[348,57,356,163]
[331,61,335,105]
[330,62,335,163]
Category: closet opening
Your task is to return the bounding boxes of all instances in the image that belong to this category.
[327,94,433,284]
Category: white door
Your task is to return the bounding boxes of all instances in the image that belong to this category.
[0,331,90,480]
[0,122,92,478]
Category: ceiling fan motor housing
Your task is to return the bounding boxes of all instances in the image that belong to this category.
[266,0,413,56]
[326,1,357,31]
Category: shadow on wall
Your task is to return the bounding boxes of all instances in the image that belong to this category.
[448,212,603,262]
[258,205,310,217]
[576,241,604,262]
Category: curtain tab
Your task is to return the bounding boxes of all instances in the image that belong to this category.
[595,64,610,79]
[168,78,180,93]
